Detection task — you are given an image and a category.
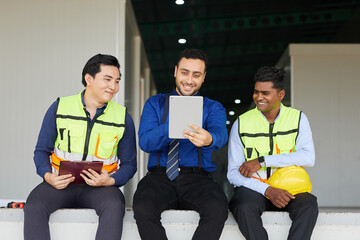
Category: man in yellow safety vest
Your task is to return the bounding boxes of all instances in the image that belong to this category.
[24,54,137,240]
[227,66,318,240]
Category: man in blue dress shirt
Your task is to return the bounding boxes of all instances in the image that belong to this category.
[24,54,137,240]
[133,48,229,240]
[227,66,318,240]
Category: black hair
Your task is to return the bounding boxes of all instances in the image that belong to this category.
[82,54,120,87]
[177,48,208,70]
[254,66,286,90]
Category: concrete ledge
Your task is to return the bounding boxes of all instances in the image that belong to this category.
[1,209,360,239]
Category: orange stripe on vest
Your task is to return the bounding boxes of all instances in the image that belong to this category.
[51,152,117,173]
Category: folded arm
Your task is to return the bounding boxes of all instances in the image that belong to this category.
[227,120,270,195]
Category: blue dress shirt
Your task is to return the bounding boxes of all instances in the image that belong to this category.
[33,91,137,187]
[227,107,315,195]
[138,89,228,172]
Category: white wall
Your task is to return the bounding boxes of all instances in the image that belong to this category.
[122,2,154,207]
[0,0,151,202]
[283,44,360,207]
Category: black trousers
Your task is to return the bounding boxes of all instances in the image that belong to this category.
[229,186,318,240]
[133,168,229,240]
[24,181,125,240]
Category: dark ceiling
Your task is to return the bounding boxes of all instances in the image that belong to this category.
[131,0,360,126]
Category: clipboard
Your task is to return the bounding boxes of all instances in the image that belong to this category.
[168,96,203,139]
[59,161,103,184]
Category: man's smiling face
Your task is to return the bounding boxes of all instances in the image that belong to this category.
[174,57,206,96]
[253,81,284,114]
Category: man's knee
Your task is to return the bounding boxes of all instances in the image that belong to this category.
[106,196,125,211]
[230,198,254,215]
[24,199,49,218]
[200,197,228,222]
[95,189,125,216]
[293,193,318,211]
[133,196,161,222]
[229,195,263,220]
[289,193,319,221]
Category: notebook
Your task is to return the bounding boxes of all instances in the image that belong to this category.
[59,161,103,184]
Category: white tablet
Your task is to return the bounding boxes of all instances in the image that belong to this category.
[168,96,203,139]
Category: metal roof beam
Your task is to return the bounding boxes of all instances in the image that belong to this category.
[146,37,328,63]
[139,9,353,37]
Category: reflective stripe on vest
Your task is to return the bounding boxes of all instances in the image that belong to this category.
[238,104,301,181]
[52,92,126,174]
[51,148,119,174]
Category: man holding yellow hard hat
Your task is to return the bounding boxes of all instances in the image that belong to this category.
[227,66,318,240]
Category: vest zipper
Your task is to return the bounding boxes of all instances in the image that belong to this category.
[68,130,71,153]
[82,120,92,161]
[81,108,103,161]
[267,123,275,178]
[269,123,274,155]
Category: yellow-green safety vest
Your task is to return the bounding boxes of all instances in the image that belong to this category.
[238,104,301,182]
[51,92,126,174]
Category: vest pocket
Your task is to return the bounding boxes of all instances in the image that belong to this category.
[57,130,68,151]
[275,136,295,154]
[67,124,86,153]
[254,141,270,157]
[95,131,118,159]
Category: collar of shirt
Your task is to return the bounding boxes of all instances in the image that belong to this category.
[81,90,108,123]
[258,103,283,123]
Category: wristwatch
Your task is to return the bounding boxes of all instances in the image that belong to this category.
[258,156,266,168]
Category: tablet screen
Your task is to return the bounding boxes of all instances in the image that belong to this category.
[168,96,203,139]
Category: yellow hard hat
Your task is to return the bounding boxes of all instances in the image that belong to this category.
[266,166,312,195]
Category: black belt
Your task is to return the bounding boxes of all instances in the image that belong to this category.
[149,166,208,175]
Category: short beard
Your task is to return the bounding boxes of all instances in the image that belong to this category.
[175,83,198,96]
